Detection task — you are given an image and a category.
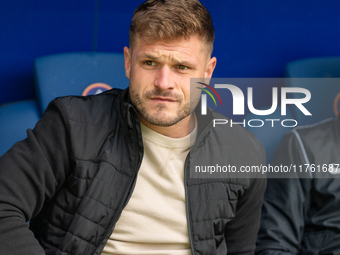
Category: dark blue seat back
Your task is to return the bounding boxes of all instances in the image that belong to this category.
[0,52,128,156]
[0,100,40,156]
[285,56,340,125]
[34,52,129,114]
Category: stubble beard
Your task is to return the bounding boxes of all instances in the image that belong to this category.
[129,87,199,127]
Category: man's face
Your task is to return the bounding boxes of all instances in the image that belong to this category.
[124,36,216,128]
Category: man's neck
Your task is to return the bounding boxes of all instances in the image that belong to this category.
[140,114,196,138]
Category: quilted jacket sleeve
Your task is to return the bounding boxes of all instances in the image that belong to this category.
[255,131,312,254]
[0,99,72,255]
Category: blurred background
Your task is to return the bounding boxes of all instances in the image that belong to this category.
[1,0,340,107]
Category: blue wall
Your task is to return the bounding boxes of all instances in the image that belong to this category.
[1,0,340,108]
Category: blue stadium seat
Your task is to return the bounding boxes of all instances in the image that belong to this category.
[245,56,340,164]
[285,57,340,78]
[34,52,129,114]
[285,56,340,125]
[0,52,128,156]
[0,100,40,156]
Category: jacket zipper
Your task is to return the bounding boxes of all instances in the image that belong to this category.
[185,119,213,255]
[184,155,195,255]
[95,109,142,254]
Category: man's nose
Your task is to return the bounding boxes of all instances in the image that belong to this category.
[154,66,175,90]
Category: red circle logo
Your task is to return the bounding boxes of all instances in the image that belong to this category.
[82,83,112,96]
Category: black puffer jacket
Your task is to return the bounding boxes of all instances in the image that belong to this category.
[256,117,340,255]
[0,88,266,255]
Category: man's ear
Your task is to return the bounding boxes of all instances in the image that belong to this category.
[124,46,131,79]
[205,56,217,79]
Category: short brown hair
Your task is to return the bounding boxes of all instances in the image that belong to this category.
[129,0,214,54]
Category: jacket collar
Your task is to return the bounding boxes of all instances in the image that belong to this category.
[194,101,214,138]
[118,88,140,129]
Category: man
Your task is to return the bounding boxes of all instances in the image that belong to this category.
[256,116,340,254]
[0,0,266,254]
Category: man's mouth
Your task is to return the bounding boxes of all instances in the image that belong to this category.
[149,96,177,103]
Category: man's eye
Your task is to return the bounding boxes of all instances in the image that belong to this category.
[177,65,188,70]
[144,61,156,66]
